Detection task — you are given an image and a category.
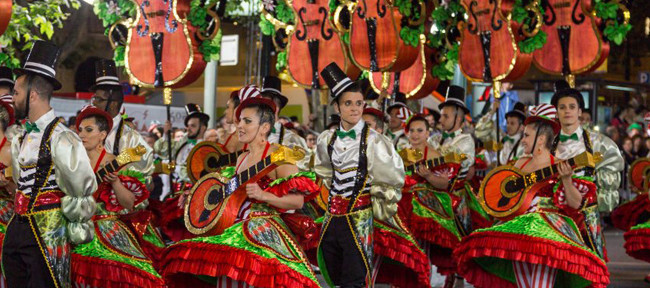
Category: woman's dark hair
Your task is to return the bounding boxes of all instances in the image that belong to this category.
[230,90,241,107]
[0,106,9,132]
[85,115,110,132]
[406,116,430,132]
[529,121,555,151]
[242,103,275,136]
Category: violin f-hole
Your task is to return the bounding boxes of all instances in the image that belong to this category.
[467,1,479,34]
[319,7,333,40]
[163,0,179,33]
[137,0,151,37]
[376,0,386,18]
[571,0,585,24]
[542,0,556,25]
[490,0,503,31]
[296,8,308,41]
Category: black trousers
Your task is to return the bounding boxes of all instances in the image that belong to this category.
[2,216,57,288]
[321,216,368,288]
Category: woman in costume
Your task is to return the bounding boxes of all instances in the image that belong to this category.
[70,106,165,287]
[398,114,463,277]
[221,87,258,153]
[454,104,609,288]
[0,94,16,286]
[163,97,321,288]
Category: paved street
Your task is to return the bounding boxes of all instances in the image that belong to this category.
[317,227,650,287]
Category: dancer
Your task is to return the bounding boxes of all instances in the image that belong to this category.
[163,96,321,288]
[70,106,165,287]
[551,81,623,259]
[385,92,411,150]
[2,40,97,288]
[455,104,609,288]
[90,59,153,183]
[476,101,527,165]
[398,114,463,278]
[315,63,429,288]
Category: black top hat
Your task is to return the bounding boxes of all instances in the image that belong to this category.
[439,85,469,113]
[0,67,14,88]
[505,102,527,120]
[321,62,358,102]
[424,108,441,122]
[184,103,210,126]
[261,76,288,109]
[550,86,584,110]
[387,92,408,113]
[553,80,571,93]
[14,41,62,90]
[90,59,121,91]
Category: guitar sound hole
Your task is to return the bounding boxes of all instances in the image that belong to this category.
[207,156,218,168]
[207,188,222,205]
[505,179,523,193]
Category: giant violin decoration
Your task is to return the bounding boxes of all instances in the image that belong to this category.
[532,0,608,83]
[458,0,533,86]
[368,34,440,99]
[333,0,422,72]
[479,151,600,220]
[185,145,305,236]
[125,0,206,88]
[0,0,11,37]
[286,0,350,89]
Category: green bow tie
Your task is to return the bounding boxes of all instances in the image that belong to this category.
[387,130,396,139]
[187,139,197,145]
[271,126,277,134]
[25,122,40,134]
[559,133,579,142]
[336,129,356,140]
[502,136,514,143]
[442,131,455,140]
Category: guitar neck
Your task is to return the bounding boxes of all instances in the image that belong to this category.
[218,155,274,198]
[96,159,121,183]
[224,150,244,166]
[406,156,446,173]
[522,157,579,185]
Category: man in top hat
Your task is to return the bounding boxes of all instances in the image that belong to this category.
[3,40,97,288]
[550,80,623,260]
[429,85,482,288]
[90,59,153,183]
[156,103,210,188]
[475,101,527,165]
[260,76,310,170]
[315,63,430,288]
[385,92,412,150]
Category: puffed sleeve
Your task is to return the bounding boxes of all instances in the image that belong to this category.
[52,130,97,244]
[553,176,598,212]
[313,130,334,189]
[10,135,20,181]
[591,132,624,212]
[367,133,405,221]
[474,113,496,142]
[119,128,154,184]
[283,132,312,172]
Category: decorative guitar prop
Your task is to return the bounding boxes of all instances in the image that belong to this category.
[187,141,245,184]
[629,157,650,193]
[96,145,147,183]
[399,149,467,173]
[185,145,305,236]
[479,151,601,220]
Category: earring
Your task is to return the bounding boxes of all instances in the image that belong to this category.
[97,143,104,152]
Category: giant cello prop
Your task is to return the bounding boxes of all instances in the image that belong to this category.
[330,0,422,108]
[532,0,628,86]
[112,0,221,182]
[366,1,441,101]
[261,0,359,129]
[458,0,541,165]
[0,0,10,37]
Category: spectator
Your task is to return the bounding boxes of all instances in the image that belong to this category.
[605,125,622,147]
[628,122,643,138]
[173,128,185,142]
[204,128,218,142]
[305,131,317,150]
[632,135,647,158]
